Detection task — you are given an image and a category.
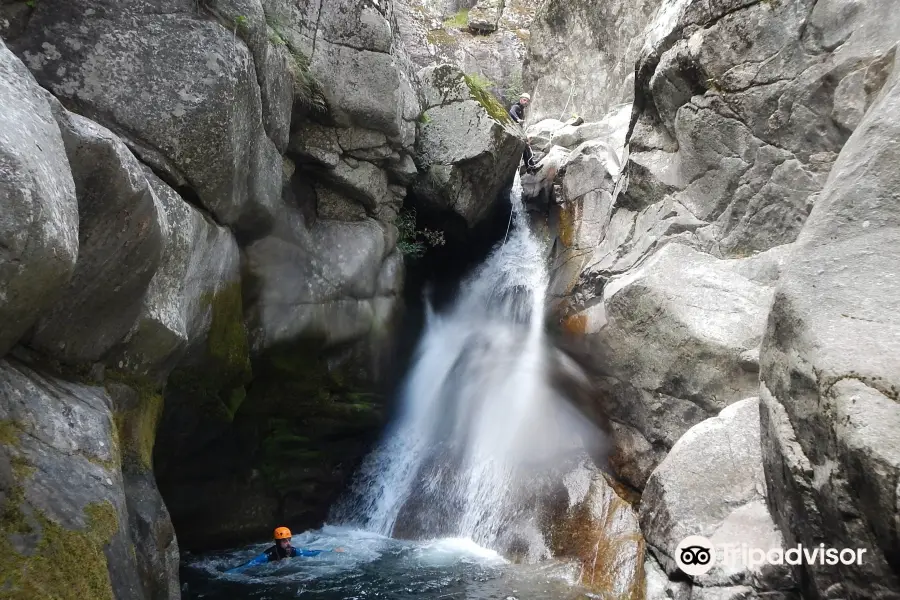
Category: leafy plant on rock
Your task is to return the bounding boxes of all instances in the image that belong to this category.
[395,208,445,259]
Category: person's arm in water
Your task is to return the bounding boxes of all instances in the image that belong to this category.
[291,547,346,557]
[227,546,345,572]
[226,552,270,573]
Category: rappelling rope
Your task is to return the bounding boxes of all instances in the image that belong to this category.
[503,161,523,246]
[502,202,514,246]
[558,75,577,122]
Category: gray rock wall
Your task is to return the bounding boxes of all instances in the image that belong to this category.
[523,1,900,596]
[0,356,159,600]
[395,0,540,107]
[524,0,660,123]
[628,0,899,258]
[759,52,900,599]
[10,0,282,238]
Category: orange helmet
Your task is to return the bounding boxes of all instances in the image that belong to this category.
[274,527,292,540]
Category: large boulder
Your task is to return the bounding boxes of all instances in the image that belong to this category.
[0,41,78,358]
[563,243,777,489]
[263,0,420,145]
[108,170,242,383]
[28,98,165,366]
[627,0,899,257]
[467,0,503,33]
[414,64,524,227]
[244,200,401,352]
[523,0,660,123]
[641,398,795,597]
[8,0,281,237]
[759,53,900,599]
[0,356,178,600]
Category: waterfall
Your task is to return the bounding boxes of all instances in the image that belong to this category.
[332,173,588,559]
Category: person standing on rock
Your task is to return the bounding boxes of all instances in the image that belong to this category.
[226,527,345,573]
[509,92,530,125]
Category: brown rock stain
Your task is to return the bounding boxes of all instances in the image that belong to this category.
[548,479,646,599]
[561,313,587,335]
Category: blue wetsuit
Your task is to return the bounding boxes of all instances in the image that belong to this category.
[227,544,325,573]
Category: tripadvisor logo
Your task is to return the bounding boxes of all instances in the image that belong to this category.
[675,536,868,576]
[675,536,715,576]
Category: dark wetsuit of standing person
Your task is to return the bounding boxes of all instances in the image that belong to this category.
[509,92,530,124]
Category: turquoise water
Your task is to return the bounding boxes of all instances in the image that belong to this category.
[181,526,595,600]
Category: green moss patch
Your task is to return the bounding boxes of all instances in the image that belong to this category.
[0,496,119,600]
[425,28,455,46]
[168,282,252,424]
[0,420,20,446]
[464,73,512,124]
[107,371,165,470]
[443,8,470,28]
[266,18,327,113]
[207,283,252,384]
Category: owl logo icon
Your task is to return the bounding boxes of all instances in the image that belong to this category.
[675,536,715,576]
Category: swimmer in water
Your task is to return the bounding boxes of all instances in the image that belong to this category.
[227,527,345,573]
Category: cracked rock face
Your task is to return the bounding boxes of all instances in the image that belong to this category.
[525,2,899,596]
[394,0,540,108]
[264,0,420,141]
[530,0,899,496]
[628,0,899,258]
[759,57,900,600]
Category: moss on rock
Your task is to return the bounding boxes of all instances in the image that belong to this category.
[107,371,164,470]
[0,420,20,446]
[206,282,252,385]
[425,28,455,47]
[464,73,512,124]
[0,495,119,600]
[167,282,252,423]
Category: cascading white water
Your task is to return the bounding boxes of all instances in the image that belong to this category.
[332,173,589,559]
